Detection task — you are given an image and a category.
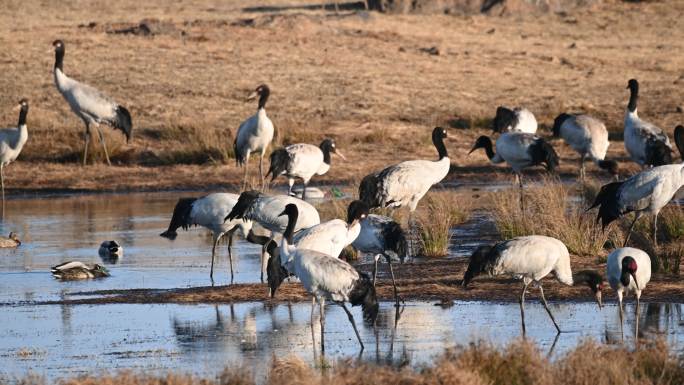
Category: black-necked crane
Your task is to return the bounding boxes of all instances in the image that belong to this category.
[552,113,618,181]
[160,193,253,283]
[352,214,408,306]
[359,127,450,254]
[277,203,378,352]
[589,160,684,249]
[624,79,673,167]
[492,106,538,134]
[52,40,132,166]
[462,235,604,335]
[234,84,274,190]
[224,190,320,282]
[51,261,110,280]
[606,247,651,337]
[469,131,558,211]
[267,138,346,200]
[0,99,29,207]
[266,200,369,297]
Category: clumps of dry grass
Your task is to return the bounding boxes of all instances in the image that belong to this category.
[154,123,235,165]
[490,178,609,257]
[416,190,472,257]
[11,340,684,385]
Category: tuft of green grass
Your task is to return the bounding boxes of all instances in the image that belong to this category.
[416,190,471,257]
[490,178,610,257]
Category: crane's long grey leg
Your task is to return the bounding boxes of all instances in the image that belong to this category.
[95,126,112,166]
[372,254,380,285]
[340,302,364,351]
[301,181,308,201]
[518,173,525,215]
[259,155,264,191]
[623,213,641,247]
[386,254,400,307]
[83,122,91,166]
[618,290,624,342]
[227,229,235,284]
[242,157,249,191]
[1,163,5,215]
[210,235,220,284]
[520,281,529,336]
[653,214,658,250]
[538,283,561,334]
[635,293,641,344]
[311,296,318,356]
[319,297,326,354]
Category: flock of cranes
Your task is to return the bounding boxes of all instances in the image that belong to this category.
[2,38,684,353]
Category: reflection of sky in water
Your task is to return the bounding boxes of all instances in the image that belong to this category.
[0,301,683,380]
[0,191,683,380]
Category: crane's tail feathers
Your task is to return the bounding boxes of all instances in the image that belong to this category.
[160,197,197,240]
[462,245,495,287]
[588,181,624,229]
[359,173,382,209]
[383,221,409,264]
[266,241,289,298]
[224,190,261,222]
[492,106,517,133]
[266,148,290,181]
[112,106,132,143]
[644,138,673,167]
[349,272,379,324]
[233,137,248,167]
[675,125,684,159]
[530,138,559,172]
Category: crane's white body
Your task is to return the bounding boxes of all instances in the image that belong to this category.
[352,214,397,257]
[613,164,684,217]
[292,218,361,259]
[190,193,253,241]
[54,69,121,127]
[279,143,330,185]
[624,109,671,166]
[488,235,573,285]
[0,123,28,166]
[507,108,538,134]
[491,132,545,173]
[606,247,651,305]
[374,157,449,211]
[246,195,320,235]
[558,114,609,163]
[235,108,274,166]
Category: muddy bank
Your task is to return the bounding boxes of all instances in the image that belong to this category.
[30,260,684,305]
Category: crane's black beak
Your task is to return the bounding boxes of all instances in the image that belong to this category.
[631,272,639,290]
[595,290,603,309]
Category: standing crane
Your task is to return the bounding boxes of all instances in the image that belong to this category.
[0,99,29,208]
[52,40,132,166]
[277,203,378,352]
[469,132,558,212]
[234,84,274,190]
[224,190,320,282]
[492,106,538,134]
[359,127,450,254]
[462,235,604,334]
[552,113,618,181]
[624,79,673,167]
[266,138,346,200]
[160,193,253,283]
[606,247,651,338]
[266,200,369,297]
[589,160,684,249]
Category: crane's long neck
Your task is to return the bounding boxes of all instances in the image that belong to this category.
[482,139,495,160]
[17,106,28,128]
[282,209,298,245]
[434,135,448,160]
[627,84,638,113]
[258,89,269,110]
[321,145,332,165]
[54,47,64,72]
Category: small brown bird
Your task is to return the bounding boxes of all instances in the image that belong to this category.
[0,232,20,248]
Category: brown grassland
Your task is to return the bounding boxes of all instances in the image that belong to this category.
[0,0,683,192]
[6,339,684,385]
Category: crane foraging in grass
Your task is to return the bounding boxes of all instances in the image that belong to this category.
[552,113,618,181]
[160,193,253,283]
[606,247,651,337]
[234,84,274,190]
[267,138,346,200]
[359,126,450,255]
[492,106,537,134]
[462,235,604,335]
[0,99,29,208]
[469,132,558,212]
[624,79,673,167]
[266,200,369,297]
[224,190,320,282]
[588,157,684,249]
[52,40,132,166]
[277,203,378,352]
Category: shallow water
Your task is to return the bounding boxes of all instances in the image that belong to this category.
[1,190,683,380]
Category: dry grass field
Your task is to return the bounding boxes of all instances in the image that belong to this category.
[1,0,683,192]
